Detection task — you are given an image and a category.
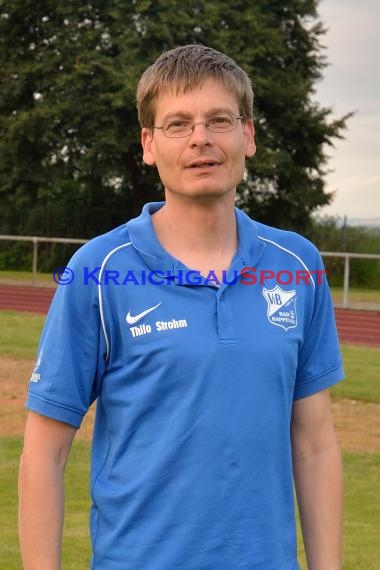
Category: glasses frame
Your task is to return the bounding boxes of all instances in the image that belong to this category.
[152,115,244,138]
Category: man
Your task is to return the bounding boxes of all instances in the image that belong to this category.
[19,44,344,569]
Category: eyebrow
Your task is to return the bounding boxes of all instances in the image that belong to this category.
[161,107,238,122]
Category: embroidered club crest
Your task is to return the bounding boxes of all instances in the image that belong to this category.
[262,286,297,331]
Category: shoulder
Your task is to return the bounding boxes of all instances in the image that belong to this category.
[254,221,321,265]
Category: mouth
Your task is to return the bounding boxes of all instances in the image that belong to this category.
[186,160,221,169]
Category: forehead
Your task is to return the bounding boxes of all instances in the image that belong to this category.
[153,78,240,120]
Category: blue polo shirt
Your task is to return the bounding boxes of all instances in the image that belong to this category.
[27,202,344,570]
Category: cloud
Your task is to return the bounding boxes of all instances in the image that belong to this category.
[316,0,380,220]
[324,179,380,218]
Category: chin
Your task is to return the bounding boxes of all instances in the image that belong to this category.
[164,179,237,202]
[186,186,232,200]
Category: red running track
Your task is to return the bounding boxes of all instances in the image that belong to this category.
[0,284,379,348]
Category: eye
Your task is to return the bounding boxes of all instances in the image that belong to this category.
[165,119,192,133]
[208,114,234,128]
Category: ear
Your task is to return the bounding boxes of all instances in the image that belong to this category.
[141,128,156,166]
[243,120,256,158]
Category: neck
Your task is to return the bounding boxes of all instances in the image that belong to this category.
[152,195,238,273]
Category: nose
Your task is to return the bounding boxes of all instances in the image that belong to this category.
[189,121,213,147]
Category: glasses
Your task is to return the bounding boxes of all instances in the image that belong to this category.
[152,114,244,138]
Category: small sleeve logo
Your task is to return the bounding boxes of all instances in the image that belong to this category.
[31,350,43,383]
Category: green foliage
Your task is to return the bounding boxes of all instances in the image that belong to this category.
[0,0,155,240]
[0,241,32,270]
[0,0,349,245]
[309,217,380,254]
[0,238,84,272]
[308,217,380,287]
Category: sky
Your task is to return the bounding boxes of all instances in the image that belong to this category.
[314,0,380,222]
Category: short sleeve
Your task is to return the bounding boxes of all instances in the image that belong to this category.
[294,251,344,400]
[26,249,107,428]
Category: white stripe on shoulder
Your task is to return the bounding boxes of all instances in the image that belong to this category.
[257,235,315,288]
[98,242,132,360]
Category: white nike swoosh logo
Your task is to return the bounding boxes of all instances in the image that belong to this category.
[126,302,161,325]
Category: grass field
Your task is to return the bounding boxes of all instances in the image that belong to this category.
[2,310,379,396]
[0,437,92,569]
[332,344,380,402]
[0,311,44,359]
[1,309,379,569]
[331,286,380,306]
[2,439,379,569]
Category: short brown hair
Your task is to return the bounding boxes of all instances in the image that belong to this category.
[136,44,254,127]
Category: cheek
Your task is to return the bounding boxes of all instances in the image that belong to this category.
[154,143,182,168]
[156,153,175,173]
[234,158,247,181]
[228,146,247,182]
[231,143,247,168]
[154,154,178,188]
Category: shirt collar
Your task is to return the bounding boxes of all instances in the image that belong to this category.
[126,201,265,274]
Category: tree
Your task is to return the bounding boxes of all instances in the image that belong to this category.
[0,0,150,240]
[0,0,350,249]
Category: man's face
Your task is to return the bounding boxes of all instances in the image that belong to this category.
[141,79,255,203]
